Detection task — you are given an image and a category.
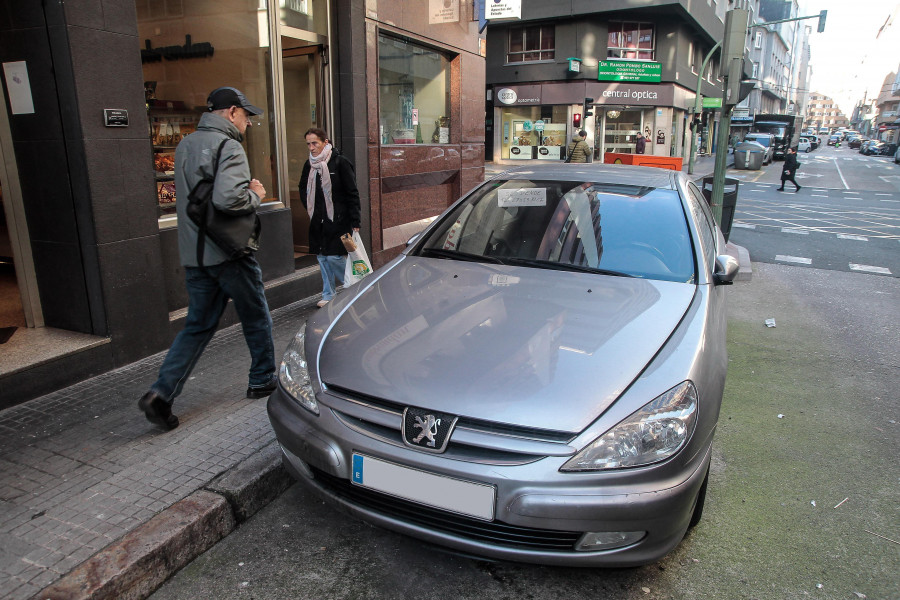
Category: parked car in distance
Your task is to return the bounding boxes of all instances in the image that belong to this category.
[798,137,812,153]
[894,146,900,164]
[743,132,775,164]
[859,140,876,154]
[848,137,864,149]
[862,141,885,155]
[828,134,842,146]
[268,164,740,568]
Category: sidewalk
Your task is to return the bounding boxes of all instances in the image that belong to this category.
[1,201,750,600]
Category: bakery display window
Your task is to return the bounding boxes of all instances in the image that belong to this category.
[137,0,278,222]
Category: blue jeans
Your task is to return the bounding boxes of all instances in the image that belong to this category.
[317,254,347,301]
[151,256,275,404]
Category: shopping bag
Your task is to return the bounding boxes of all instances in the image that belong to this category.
[343,231,373,285]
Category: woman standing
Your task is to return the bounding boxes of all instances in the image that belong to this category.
[299,128,361,307]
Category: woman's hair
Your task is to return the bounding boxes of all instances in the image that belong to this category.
[304,127,329,142]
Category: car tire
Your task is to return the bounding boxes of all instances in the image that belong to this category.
[688,465,710,529]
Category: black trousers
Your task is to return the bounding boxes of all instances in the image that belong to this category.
[780,170,799,189]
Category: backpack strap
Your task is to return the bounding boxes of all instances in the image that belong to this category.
[194,137,232,266]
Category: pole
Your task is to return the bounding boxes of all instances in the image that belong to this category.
[688,41,721,175]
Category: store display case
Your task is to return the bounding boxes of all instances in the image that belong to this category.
[147,99,199,217]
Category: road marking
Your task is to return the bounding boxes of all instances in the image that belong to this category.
[849,264,892,275]
[750,189,766,192]
[811,194,829,198]
[732,223,756,229]
[831,158,850,189]
[882,199,900,203]
[876,193,892,196]
[782,228,809,235]
[837,234,868,241]
[776,255,812,264]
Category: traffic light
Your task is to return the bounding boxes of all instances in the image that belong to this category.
[817,10,827,33]
[583,98,594,120]
[572,113,582,128]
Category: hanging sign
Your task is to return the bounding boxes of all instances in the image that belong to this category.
[485,0,521,19]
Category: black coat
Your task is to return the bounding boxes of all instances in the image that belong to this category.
[299,151,361,256]
[781,153,799,178]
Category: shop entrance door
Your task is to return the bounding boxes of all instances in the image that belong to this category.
[282,43,325,257]
[600,109,643,157]
[0,86,40,340]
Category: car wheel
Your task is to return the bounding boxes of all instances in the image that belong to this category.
[806,147,811,153]
[688,465,710,529]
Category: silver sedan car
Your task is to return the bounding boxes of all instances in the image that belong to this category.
[268,164,739,567]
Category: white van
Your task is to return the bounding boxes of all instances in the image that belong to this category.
[743,133,775,164]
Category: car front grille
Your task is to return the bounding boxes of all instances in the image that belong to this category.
[322,383,577,466]
[310,466,581,551]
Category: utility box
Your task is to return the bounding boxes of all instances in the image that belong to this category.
[733,141,765,170]
[701,176,739,242]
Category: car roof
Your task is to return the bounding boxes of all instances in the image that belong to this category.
[487,164,679,190]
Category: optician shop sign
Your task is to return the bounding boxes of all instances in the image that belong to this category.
[494,83,677,107]
[597,60,662,83]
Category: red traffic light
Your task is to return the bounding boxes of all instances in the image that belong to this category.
[573,113,582,128]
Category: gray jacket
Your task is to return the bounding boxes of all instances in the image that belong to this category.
[174,112,262,267]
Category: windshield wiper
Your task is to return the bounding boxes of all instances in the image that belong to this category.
[499,257,634,277]
[419,247,504,264]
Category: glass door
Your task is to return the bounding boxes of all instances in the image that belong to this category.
[602,108,643,155]
[282,43,325,255]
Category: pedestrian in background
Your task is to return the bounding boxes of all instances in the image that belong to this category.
[635,132,646,154]
[300,127,361,308]
[778,147,801,192]
[566,129,590,163]
[139,87,276,431]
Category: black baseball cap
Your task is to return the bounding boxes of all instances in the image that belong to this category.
[206,87,263,116]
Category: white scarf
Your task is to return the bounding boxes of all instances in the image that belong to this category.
[306,143,333,221]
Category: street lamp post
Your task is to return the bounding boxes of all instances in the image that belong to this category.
[688,41,722,175]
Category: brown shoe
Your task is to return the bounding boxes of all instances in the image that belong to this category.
[138,391,179,430]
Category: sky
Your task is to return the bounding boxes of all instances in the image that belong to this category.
[801,0,900,116]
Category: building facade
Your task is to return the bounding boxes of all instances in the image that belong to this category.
[483,0,728,163]
[0,0,485,406]
[806,93,849,132]
[874,71,899,143]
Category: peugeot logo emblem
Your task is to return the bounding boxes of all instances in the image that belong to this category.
[402,407,458,453]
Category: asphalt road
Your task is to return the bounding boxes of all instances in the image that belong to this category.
[727,144,899,278]
[149,263,899,600]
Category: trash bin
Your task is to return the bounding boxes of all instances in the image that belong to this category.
[733,141,765,170]
[701,176,739,242]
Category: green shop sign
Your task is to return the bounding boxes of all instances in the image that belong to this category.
[597,60,662,83]
[702,97,723,108]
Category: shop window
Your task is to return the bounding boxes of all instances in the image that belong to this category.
[378,34,452,145]
[138,0,278,221]
[607,22,654,60]
[507,25,555,63]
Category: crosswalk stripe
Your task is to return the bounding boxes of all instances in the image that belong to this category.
[849,264,892,275]
[782,228,809,235]
[732,223,756,229]
[776,255,812,264]
[837,234,868,241]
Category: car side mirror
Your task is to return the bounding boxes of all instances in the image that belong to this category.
[713,254,739,285]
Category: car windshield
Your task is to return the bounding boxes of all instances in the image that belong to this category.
[415,179,695,283]
[746,135,770,147]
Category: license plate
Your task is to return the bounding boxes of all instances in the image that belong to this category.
[351,454,495,521]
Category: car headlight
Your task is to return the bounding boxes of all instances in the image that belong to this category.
[278,322,319,415]
[561,381,698,471]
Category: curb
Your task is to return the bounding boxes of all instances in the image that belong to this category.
[34,441,293,600]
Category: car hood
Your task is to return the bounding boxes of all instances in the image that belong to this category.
[316,257,696,433]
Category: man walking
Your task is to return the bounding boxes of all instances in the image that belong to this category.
[777,147,801,192]
[138,87,276,431]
